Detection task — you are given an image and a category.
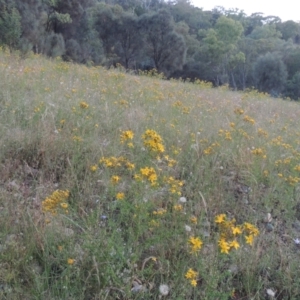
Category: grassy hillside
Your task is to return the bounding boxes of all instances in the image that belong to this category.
[1,49,300,299]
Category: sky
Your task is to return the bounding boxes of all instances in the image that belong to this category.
[191,0,300,22]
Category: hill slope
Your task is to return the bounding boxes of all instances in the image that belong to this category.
[1,50,300,299]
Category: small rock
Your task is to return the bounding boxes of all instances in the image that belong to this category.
[159,284,170,296]
[179,197,187,203]
[266,288,276,298]
[265,213,272,223]
[131,281,147,293]
[265,223,274,232]
[185,225,191,232]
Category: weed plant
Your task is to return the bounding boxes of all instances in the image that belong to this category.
[1,48,300,299]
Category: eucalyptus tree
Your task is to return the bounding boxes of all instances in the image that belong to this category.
[0,0,21,50]
[277,20,300,44]
[254,52,287,96]
[114,12,141,69]
[92,4,124,66]
[198,16,244,86]
[138,9,186,74]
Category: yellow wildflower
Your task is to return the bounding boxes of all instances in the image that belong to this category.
[234,108,244,115]
[190,216,197,224]
[111,175,120,184]
[215,214,226,224]
[90,165,98,172]
[173,204,183,211]
[218,238,230,254]
[231,226,242,235]
[188,236,203,253]
[42,189,70,215]
[243,115,255,124]
[142,129,165,154]
[116,192,125,200]
[120,130,134,144]
[245,235,254,246]
[185,268,198,280]
[60,202,68,209]
[72,135,82,142]
[126,162,135,170]
[153,208,167,216]
[67,258,75,265]
[127,142,134,148]
[243,222,259,236]
[251,148,264,156]
[149,219,160,228]
[229,239,240,250]
[80,101,89,109]
[190,279,197,287]
[139,167,158,184]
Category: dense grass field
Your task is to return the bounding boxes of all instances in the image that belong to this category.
[1,49,300,299]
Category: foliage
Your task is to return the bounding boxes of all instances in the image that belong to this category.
[138,9,186,74]
[0,2,21,50]
[254,52,287,96]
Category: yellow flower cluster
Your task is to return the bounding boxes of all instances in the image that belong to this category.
[294,165,300,172]
[243,222,260,244]
[153,208,167,216]
[285,175,300,186]
[257,128,268,137]
[215,214,259,254]
[149,219,160,229]
[116,192,125,200]
[185,268,198,287]
[190,216,197,224]
[135,167,158,185]
[120,130,134,144]
[72,135,82,142]
[79,101,89,109]
[182,106,191,114]
[142,129,165,154]
[173,204,183,212]
[219,129,232,141]
[163,176,184,195]
[162,155,177,167]
[90,165,98,172]
[118,99,129,107]
[234,108,244,115]
[243,115,255,125]
[173,100,183,107]
[67,258,75,265]
[111,175,121,185]
[203,142,220,155]
[271,136,283,146]
[251,148,266,157]
[188,236,203,254]
[42,189,70,215]
[100,156,135,170]
[275,158,292,167]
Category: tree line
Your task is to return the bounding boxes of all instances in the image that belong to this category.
[1,0,300,99]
